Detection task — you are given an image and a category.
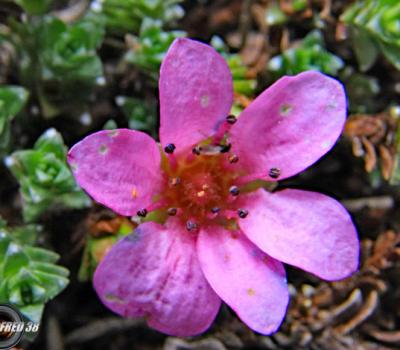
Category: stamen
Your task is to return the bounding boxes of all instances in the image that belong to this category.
[226,114,237,124]
[229,185,240,196]
[192,146,201,155]
[219,143,232,153]
[164,143,176,154]
[186,220,198,232]
[137,209,148,217]
[197,190,206,197]
[167,208,177,216]
[169,177,181,186]
[191,145,223,156]
[228,154,239,163]
[269,167,281,179]
[213,114,237,143]
[237,209,249,218]
[211,207,220,214]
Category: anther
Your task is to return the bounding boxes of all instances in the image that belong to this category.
[164,143,176,154]
[211,207,220,214]
[228,154,239,163]
[237,209,249,218]
[220,143,232,153]
[169,177,181,186]
[229,185,240,196]
[226,115,237,124]
[269,167,281,179]
[167,208,177,216]
[186,220,198,232]
[137,209,148,217]
[192,146,201,155]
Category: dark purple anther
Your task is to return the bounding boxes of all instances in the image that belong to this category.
[237,209,249,218]
[229,185,240,196]
[226,115,237,124]
[164,143,176,154]
[137,209,148,217]
[167,208,177,216]
[220,143,232,153]
[186,220,198,232]
[269,168,281,179]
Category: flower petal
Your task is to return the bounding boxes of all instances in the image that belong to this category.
[93,220,221,336]
[239,189,359,281]
[229,71,346,180]
[159,38,233,151]
[197,227,289,335]
[67,129,162,216]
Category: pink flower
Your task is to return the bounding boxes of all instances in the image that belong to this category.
[67,38,359,336]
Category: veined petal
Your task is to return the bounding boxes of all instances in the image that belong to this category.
[239,189,359,281]
[67,129,162,216]
[93,220,221,337]
[229,71,347,180]
[197,227,289,335]
[159,38,233,151]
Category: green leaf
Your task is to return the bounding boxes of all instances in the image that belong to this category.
[339,67,381,113]
[267,29,345,78]
[265,2,288,26]
[342,0,400,70]
[4,12,105,118]
[351,27,380,71]
[0,86,28,154]
[211,36,258,97]
[101,0,184,34]
[14,0,53,15]
[116,96,158,137]
[6,128,90,222]
[124,18,185,77]
[0,219,68,323]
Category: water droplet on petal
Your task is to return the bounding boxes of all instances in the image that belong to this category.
[247,288,256,296]
[99,144,108,155]
[280,103,293,117]
[200,95,209,108]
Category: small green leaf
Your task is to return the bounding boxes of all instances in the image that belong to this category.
[265,2,288,26]
[267,30,344,78]
[0,86,28,154]
[124,18,185,77]
[0,219,68,323]
[116,96,158,137]
[101,0,184,34]
[351,27,380,71]
[211,36,257,97]
[6,128,90,222]
[342,0,400,70]
[14,0,53,15]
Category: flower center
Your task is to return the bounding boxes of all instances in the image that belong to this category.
[163,151,239,226]
[136,116,262,231]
